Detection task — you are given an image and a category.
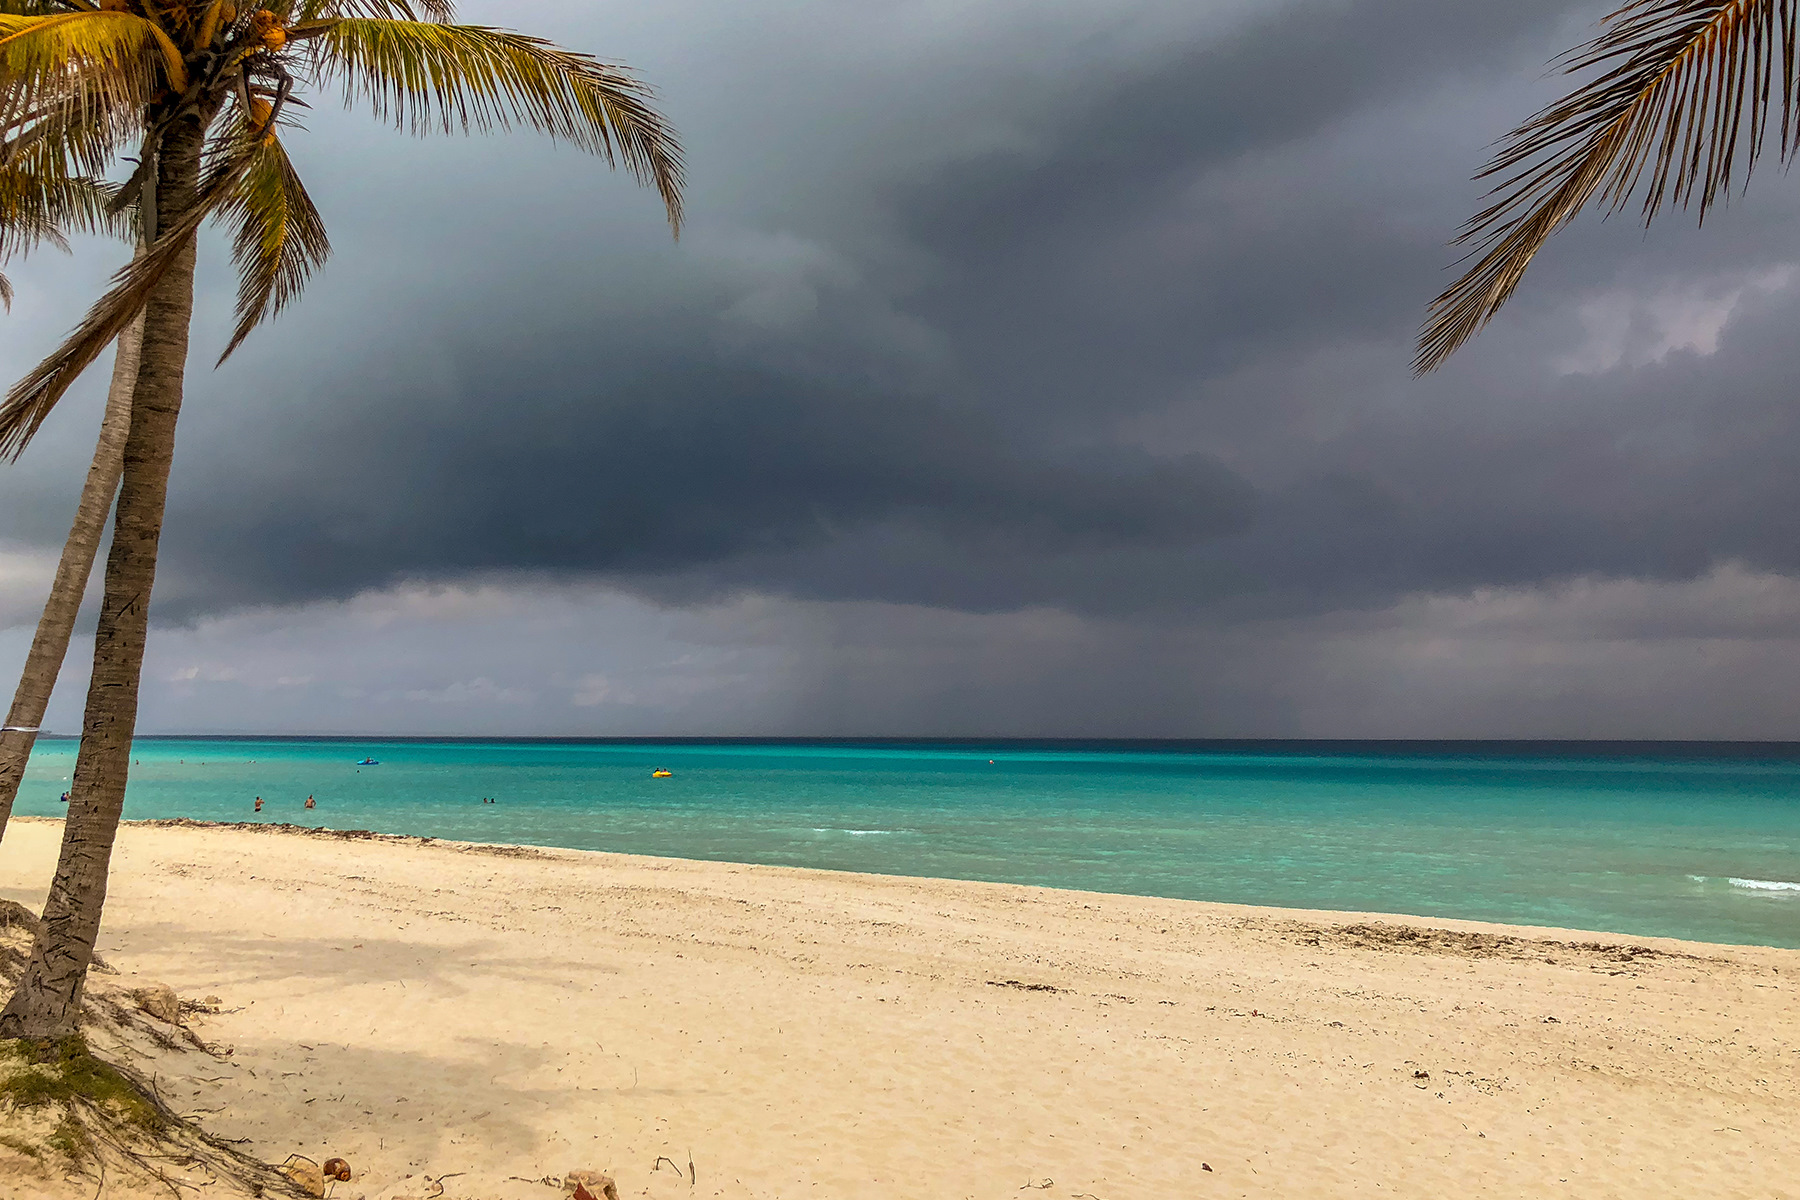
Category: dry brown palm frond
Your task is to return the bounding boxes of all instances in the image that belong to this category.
[1417,0,1796,373]
[0,134,263,457]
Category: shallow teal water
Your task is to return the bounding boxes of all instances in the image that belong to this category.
[13,738,1800,948]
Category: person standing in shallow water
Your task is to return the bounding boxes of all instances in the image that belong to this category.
[305,795,315,810]
[254,797,263,813]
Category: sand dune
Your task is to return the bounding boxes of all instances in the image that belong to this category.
[0,816,1796,1199]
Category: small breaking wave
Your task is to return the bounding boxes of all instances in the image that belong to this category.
[1728,877,1800,893]
[810,827,895,836]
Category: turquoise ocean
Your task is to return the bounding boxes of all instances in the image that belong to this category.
[12,738,1800,948]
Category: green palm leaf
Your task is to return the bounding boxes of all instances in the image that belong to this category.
[1418,0,1796,373]
[0,132,263,457]
[302,18,684,231]
[215,127,330,362]
[293,1,457,21]
[0,9,180,178]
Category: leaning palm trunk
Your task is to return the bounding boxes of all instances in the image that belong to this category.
[0,119,204,1039]
[0,309,142,845]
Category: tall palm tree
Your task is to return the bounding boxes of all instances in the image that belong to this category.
[0,0,683,1038]
[1417,1,1797,372]
[0,160,141,849]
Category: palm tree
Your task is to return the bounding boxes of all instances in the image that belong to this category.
[0,0,683,1038]
[0,320,143,848]
[1417,1,1796,372]
[0,160,141,849]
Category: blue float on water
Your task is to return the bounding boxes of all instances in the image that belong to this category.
[356,758,380,766]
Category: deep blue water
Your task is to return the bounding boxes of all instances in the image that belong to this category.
[13,738,1800,947]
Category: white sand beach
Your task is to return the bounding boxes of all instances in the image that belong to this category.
[1,816,1796,1199]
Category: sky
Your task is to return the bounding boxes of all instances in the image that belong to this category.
[5,0,1800,738]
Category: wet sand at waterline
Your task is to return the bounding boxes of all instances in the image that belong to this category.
[0,817,1796,1199]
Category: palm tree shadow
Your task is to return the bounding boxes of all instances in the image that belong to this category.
[88,928,682,1188]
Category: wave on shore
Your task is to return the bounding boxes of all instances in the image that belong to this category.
[1729,877,1800,892]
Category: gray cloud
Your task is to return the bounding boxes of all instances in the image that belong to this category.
[7,0,1800,734]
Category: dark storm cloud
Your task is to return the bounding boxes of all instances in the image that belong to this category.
[158,355,1254,610]
[896,0,1584,416]
[11,0,1800,630]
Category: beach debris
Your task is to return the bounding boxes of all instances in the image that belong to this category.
[325,1157,355,1182]
[130,983,181,1024]
[1019,1179,1053,1190]
[566,1170,620,1200]
[282,1154,327,1197]
[1201,1163,1213,1172]
[987,979,1064,994]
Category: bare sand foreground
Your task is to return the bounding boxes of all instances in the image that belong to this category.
[0,816,1796,1200]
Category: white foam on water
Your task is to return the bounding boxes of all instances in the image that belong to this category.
[1688,875,1708,883]
[810,828,895,836]
[1728,877,1800,893]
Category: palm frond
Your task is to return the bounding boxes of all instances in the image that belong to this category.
[0,163,122,259]
[3,98,134,181]
[0,163,125,310]
[1417,0,1795,373]
[0,10,187,95]
[0,133,262,457]
[303,18,684,231]
[0,10,180,176]
[293,1,456,21]
[215,127,329,362]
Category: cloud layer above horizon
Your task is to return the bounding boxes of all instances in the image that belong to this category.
[6,0,1800,737]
